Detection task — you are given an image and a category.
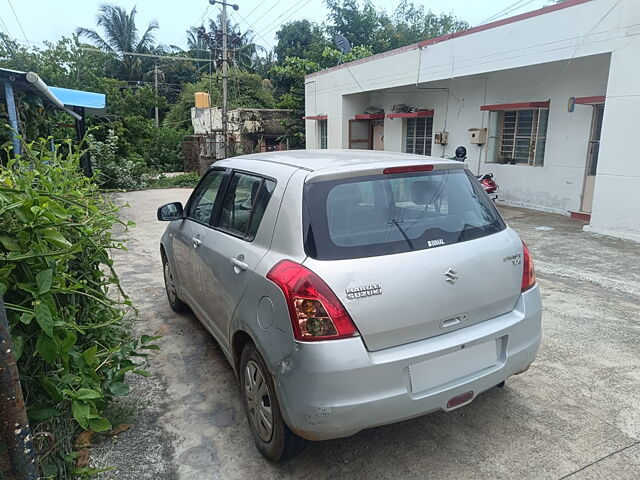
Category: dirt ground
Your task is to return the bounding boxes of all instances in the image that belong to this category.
[90,188,640,479]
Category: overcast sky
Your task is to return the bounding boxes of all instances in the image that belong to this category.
[2,0,550,52]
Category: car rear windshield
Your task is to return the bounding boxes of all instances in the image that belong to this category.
[303,168,506,260]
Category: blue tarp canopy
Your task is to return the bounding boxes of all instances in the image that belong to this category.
[48,86,106,115]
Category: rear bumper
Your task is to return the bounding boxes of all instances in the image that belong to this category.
[273,286,542,441]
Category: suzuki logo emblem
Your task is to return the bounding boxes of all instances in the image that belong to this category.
[444,268,458,285]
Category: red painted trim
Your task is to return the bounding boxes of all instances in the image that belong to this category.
[305,0,593,80]
[570,211,591,222]
[574,95,605,105]
[355,113,385,120]
[386,110,434,119]
[481,101,550,111]
[302,115,327,120]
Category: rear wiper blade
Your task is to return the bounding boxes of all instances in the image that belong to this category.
[391,220,415,250]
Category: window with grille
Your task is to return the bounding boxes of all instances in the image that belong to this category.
[404,117,433,155]
[318,120,327,149]
[496,109,548,165]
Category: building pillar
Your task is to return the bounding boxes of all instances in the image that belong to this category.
[585,34,640,242]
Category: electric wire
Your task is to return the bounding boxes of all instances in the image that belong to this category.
[6,0,29,46]
[232,10,274,50]
[194,4,211,26]
[478,0,533,25]
[243,0,271,22]
[0,14,21,66]
[259,0,313,37]
[488,0,538,23]
[0,14,12,38]
[253,0,307,37]
[78,46,213,63]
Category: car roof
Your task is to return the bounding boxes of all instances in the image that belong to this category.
[216,149,461,173]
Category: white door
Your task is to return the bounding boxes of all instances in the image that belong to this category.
[372,121,384,150]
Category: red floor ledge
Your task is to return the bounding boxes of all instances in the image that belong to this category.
[570,211,591,222]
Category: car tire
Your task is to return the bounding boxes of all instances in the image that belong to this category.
[162,255,189,313]
[240,342,305,462]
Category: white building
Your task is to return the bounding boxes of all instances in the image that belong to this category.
[304,0,640,242]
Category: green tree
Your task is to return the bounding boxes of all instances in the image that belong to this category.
[271,56,320,110]
[274,20,329,64]
[0,35,110,90]
[324,0,469,54]
[325,0,381,51]
[76,4,159,81]
[382,1,469,51]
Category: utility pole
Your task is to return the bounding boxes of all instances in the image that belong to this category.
[154,63,159,128]
[204,0,239,159]
[221,1,228,158]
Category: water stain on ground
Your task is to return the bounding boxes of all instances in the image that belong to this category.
[178,442,218,471]
[205,403,237,428]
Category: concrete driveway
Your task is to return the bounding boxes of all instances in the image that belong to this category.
[92,189,640,479]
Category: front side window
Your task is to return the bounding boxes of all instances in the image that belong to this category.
[496,108,548,165]
[303,168,505,260]
[218,171,276,240]
[186,168,226,224]
[404,117,433,155]
[318,120,327,149]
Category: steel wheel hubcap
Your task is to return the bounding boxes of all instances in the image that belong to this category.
[164,261,177,303]
[244,359,273,442]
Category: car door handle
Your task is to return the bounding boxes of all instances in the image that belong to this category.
[192,237,202,248]
[230,256,249,272]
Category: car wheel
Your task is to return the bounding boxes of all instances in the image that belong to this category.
[162,255,189,313]
[240,343,305,461]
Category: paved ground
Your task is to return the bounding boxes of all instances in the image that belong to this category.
[91,189,640,479]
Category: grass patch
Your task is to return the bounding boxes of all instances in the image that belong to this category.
[147,172,200,189]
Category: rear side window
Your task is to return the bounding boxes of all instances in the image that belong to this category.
[218,171,275,240]
[303,168,505,260]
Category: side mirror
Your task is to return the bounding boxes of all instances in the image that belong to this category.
[157,202,183,221]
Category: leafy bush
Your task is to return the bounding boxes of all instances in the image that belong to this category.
[144,127,185,172]
[89,130,147,190]
[0,139,156,476]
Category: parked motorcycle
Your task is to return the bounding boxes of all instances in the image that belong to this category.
[477,172,499,202]
[450,146,499,202]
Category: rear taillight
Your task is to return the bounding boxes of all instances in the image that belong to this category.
[521,241,536,292]
[266,260,359,341]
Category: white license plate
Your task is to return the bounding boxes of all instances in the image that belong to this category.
[408,340,498,394]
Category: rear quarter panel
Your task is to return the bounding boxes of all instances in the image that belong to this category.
[229,168,309,372]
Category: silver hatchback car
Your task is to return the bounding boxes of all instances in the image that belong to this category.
[158,150,541,461]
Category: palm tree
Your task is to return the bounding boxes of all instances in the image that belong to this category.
[76,4,158,81]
